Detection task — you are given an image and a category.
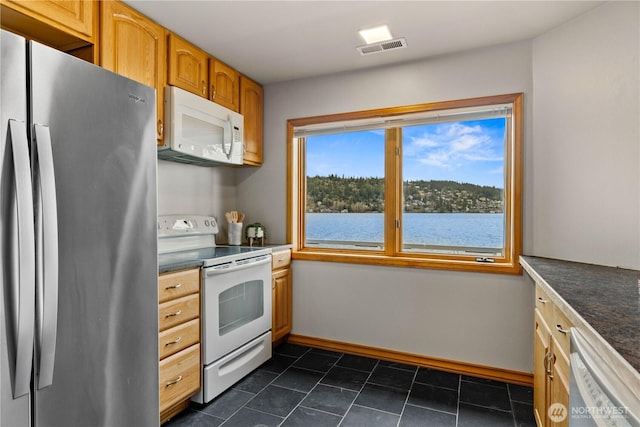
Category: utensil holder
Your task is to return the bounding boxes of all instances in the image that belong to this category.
[228,222,242,245]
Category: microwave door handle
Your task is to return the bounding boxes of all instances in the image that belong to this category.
[222,116,233,160]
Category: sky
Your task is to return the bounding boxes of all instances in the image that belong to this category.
[305,118,506,188]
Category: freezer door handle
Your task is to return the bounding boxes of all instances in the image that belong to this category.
[7,120,36,398]
[33,124,59,389]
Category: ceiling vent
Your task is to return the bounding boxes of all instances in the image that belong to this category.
[357,38,407,56]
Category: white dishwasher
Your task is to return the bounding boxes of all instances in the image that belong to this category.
[569,328,640,426]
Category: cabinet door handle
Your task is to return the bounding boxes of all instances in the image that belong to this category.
[164,310,182,318]
[202,80,206,96]
[165,283,182,290]
[556,324,570,335]
[542,351,549,375]
[210,84,216,100]
[536,297,548,304]
[165,376,183,387]
[165,336,182,346]
[544,351,555,379]
[157,119,164,138]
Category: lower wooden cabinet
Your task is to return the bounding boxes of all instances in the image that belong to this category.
[159,343,201,415]
[533,284,571,427]
[158,268,201,424]
[271,249,292,342]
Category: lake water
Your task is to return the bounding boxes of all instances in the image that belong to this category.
[306,212,504,248]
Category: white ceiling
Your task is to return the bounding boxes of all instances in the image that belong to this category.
[124,0,604,85]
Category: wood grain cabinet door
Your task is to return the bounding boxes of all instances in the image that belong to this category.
[272,268,292,341]
[209,58,239,112]
[240,75,263,166]
[168,33,208,98]
[534,310,551,427]
[100,1,167,143]
[1,0,95,41]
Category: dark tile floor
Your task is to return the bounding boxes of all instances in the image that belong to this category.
[164,343,536,427]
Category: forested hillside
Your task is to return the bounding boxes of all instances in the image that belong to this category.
[306,175,503,213]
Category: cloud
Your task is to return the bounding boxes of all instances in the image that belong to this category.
[411,136,440,148]
[446,123,482,137]
[407,122,503,169]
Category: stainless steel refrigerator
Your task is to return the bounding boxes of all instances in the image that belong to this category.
[1,30,159,426]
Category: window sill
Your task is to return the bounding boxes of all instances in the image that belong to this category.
[291,249,523,275]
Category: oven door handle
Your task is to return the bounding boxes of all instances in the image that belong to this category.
[205,256,271,276]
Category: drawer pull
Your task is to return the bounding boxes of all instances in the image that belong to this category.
[165,375,183,387]
[536,297,548,304]
[165,283,182,290]
[165,336,182,346]
[556,324,570,335]
[164,310,182,318]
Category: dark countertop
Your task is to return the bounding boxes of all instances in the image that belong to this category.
[158,244,290,273]
[520,256,639,373]
[158,255,203,274]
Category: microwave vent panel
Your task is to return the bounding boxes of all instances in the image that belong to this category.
[357,38,407,56]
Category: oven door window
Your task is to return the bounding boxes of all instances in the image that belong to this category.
[218,279,264,336]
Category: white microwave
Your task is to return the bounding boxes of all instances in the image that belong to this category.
[158,86,244,166]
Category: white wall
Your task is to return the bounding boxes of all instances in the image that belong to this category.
[157,160,237,242]
[238,41,536,373]
[531,1,639,269]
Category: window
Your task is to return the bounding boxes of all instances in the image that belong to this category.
[287,93,523,274]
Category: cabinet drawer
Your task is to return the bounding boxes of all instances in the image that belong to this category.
[159,318,200,360]
[159,268,199,303]
[272,250,291,270]
[159,294,199,332]
[534,284,553,320]
[159,344,200,413]
[552,305,572,355]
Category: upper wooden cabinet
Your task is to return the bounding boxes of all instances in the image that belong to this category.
[240,75,263,166]
[100,1,167,143]
[0,0,96,60]
[168,33,209,98]
[1,0,94,42]
[209,58,239,112]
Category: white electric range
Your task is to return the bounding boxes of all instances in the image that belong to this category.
[158,215,272,404]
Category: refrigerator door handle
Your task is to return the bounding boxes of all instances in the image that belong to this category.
[33,124,59,389]
[7,119,36,398]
